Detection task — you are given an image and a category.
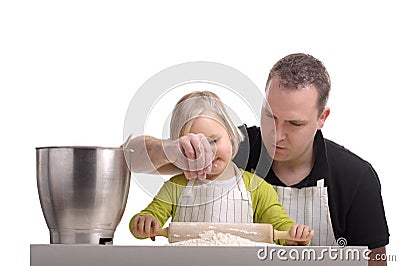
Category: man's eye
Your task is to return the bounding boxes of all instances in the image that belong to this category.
[290,122,303,127]
[208,139,217,144]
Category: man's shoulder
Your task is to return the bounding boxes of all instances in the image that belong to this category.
[323,138,388,249]
[235,125,263,171]
[239,124,260,137]
[325,138,373,171]
[323,138,378,186]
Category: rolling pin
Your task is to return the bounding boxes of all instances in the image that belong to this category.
[156,222,299,243]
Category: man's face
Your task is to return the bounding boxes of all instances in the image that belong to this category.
[261,77,329,162]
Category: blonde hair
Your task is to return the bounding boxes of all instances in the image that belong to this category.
[170,91,244,157]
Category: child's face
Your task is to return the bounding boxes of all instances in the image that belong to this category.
[189,117,232,180]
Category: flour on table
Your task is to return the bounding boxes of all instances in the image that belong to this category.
[170,230,266,246]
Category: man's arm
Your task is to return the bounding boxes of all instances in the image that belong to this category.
[338,163,389,265]
[369,246,387,266]
[123,134,214,179]
[124,135,179,174]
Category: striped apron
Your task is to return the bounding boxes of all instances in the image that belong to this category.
[272,179,336,246]
[173,166,253,223]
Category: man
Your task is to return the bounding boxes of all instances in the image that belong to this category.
[125,53,389,265]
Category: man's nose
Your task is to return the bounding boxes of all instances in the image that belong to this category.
[275,123,286,142]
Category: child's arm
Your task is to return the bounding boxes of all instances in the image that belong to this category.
[286,224,315,246]
[251,178,314,245]
[251,176,294,231]
[129,175,187,240]
[131,215,161,241]
[129,182,174,239]
[129,194,172,240]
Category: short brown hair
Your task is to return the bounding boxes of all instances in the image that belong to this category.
[267,53,331,114]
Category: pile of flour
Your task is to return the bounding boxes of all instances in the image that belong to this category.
[170,230,261,246]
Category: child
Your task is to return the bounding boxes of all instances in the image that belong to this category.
[130,91,314,245]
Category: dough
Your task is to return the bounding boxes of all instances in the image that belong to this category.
[170,230,264,246]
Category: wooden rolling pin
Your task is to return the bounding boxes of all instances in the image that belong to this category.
[156,222,298,243]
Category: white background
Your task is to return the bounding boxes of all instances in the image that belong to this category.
[1,1,399,264]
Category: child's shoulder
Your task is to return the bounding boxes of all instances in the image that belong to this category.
[240,169,273,192]
[240,169,263,182]
[168,173,190,186]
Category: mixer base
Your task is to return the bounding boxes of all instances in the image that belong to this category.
[49,229,115,245]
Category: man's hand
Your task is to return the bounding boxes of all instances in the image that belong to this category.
[164,133,215,180]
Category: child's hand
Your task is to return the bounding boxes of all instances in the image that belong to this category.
[133,215,160,241]
[286,224,314,246]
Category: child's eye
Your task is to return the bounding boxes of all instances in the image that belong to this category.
[265,111,274,119]
[208,139,218,144]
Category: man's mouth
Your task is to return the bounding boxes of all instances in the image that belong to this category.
[274,145,286,150]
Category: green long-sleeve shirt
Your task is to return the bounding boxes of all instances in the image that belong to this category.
[130,169,295,245]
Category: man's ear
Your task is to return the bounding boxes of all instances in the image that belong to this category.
[317,107,330,130]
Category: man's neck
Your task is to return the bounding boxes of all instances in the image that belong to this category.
[272,143,316,186]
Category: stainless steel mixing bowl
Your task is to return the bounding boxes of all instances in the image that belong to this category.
[36,146,131,244]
